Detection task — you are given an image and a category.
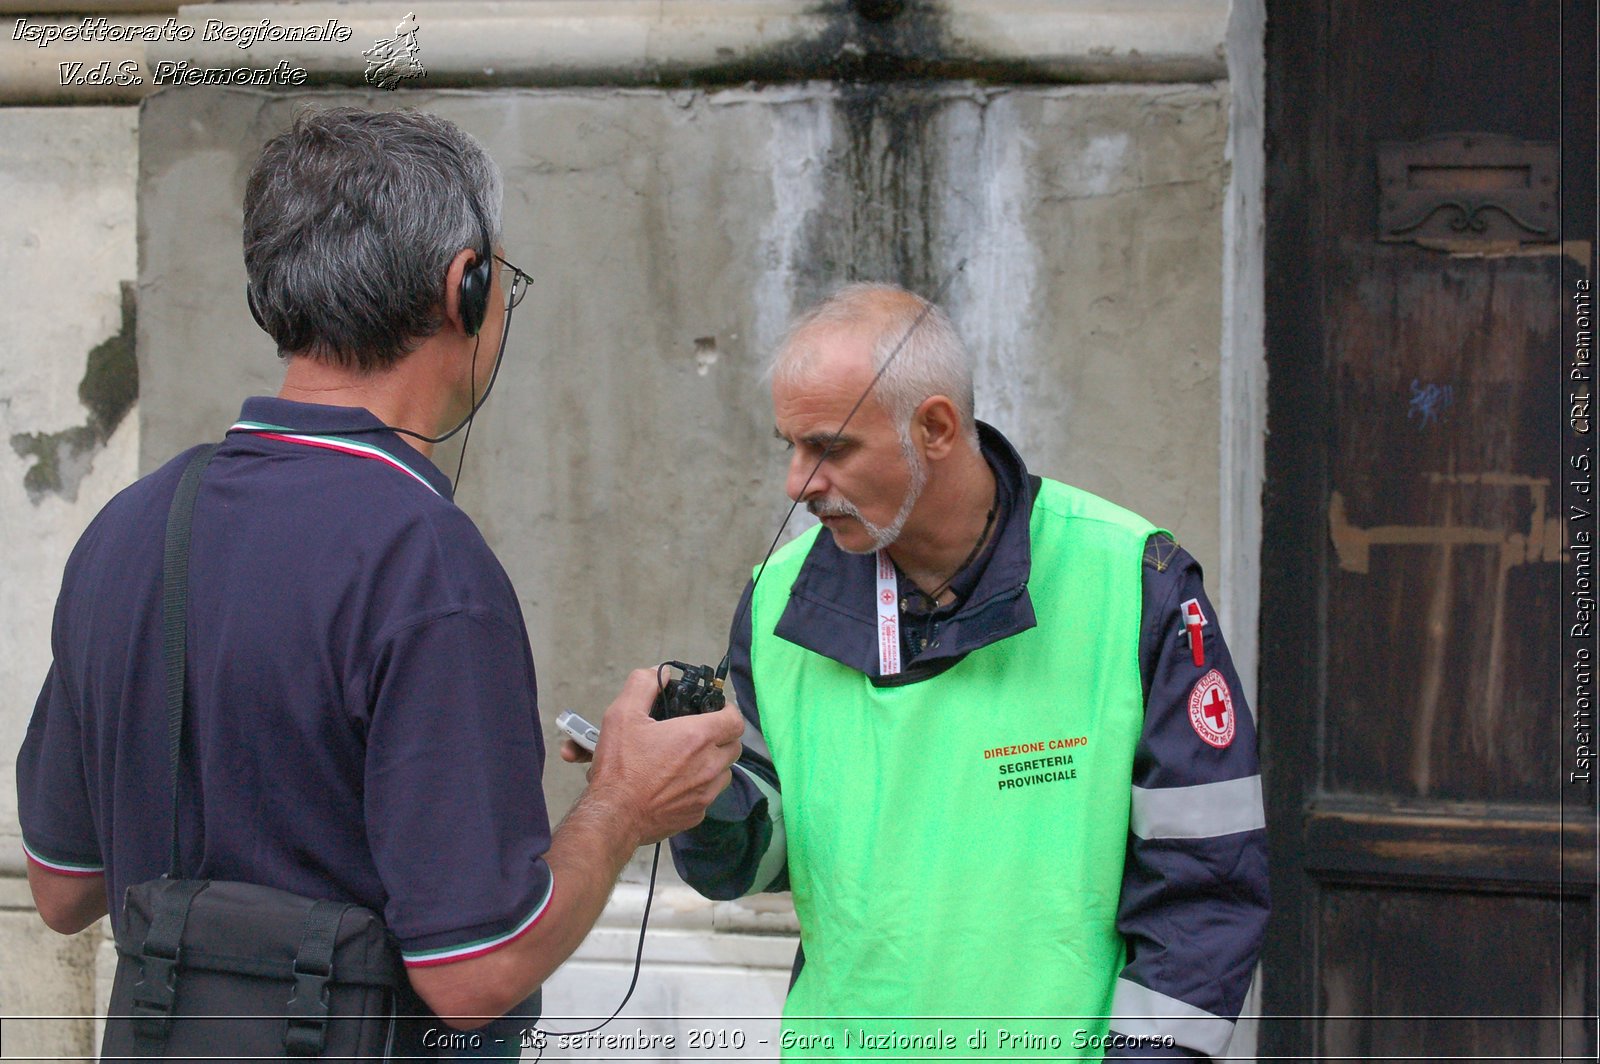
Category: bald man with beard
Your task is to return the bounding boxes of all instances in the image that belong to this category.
[671,283,1269,1062]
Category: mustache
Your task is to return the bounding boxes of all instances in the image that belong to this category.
[807,498,859,519]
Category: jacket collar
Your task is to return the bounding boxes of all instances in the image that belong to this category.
[772,421,1039,680]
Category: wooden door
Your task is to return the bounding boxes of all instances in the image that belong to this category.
[1261,1,1597,1058]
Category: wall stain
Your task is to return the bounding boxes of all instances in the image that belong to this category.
[689,1,954,87]
[681,0,1099,88]
[833,81,944,291]
[11,281,138,503]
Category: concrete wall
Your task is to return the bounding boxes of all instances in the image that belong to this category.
[1,1,1264,1057]
[136,80,1231,690]
[0,104,140,1060]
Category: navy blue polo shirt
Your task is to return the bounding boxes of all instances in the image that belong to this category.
[17,397,554,968]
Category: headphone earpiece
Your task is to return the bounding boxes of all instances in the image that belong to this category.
[459,252,492,336]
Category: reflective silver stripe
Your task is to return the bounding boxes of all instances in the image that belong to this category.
[733,763,788,894]
[1110,978,1235,1056]
[740,717,772,763]
[1129,775,1265,840]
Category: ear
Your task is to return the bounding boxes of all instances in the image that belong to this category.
[913,395,965,461]
[441,247,483,334]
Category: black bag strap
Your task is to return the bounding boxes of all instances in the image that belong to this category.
[162,444,219,877]
[285,899,353,1056]
[130,877,208,1044]
[130,445,220,1053]
[147,445,388,1058]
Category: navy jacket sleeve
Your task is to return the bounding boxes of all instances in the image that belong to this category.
[669,580,789,898]
[1104,534,1269,1060]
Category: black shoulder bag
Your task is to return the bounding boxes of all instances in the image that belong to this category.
[102,445,428,1061]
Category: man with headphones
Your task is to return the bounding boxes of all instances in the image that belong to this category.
[17,108,744,1053]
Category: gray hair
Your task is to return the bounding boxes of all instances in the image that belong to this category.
[772,282,977,446]
[243,107,503,371]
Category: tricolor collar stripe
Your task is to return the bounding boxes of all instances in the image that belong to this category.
[401,875,554,968]
[228,421,440,497]
[22,839,104,877]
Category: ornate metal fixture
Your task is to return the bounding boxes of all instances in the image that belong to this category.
[1377,132,1557,246]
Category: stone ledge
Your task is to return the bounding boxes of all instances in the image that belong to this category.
[0,834,25,879]
[0,872,37,909]
[0,1,175,11]
[1,0,1228,104]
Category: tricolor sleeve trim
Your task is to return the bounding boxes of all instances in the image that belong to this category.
[401,874,554,968]
[1110,978,1236,1056]
[21,838,103,877]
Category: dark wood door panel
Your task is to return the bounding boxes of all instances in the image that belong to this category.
[1315,888,1593,1062]
[1261,0,1595,1056]
[1321,1,1562,246]
[1316,0,1566,809]
[1324,249,1564,803]
[1305,797,1596,892]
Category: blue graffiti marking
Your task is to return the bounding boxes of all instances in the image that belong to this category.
[1409,380,1454,428]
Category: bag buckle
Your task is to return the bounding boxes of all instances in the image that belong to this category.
[129,945,180,1042]
[283,955,333,1057]
[128,877,207,1046]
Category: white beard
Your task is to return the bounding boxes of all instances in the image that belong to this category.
[808,432,927,554]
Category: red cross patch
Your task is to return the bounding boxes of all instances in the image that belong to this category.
[1187,669,1235,748]
[881,589,895,606]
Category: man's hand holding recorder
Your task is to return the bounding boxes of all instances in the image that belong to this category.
[405,669,741,1023]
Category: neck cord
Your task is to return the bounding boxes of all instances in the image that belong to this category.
[903,496,997,610]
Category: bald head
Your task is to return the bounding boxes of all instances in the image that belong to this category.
[771,283,977,446]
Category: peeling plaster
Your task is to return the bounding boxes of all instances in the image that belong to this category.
[11,281,138,503]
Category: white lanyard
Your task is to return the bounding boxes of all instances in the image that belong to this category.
[875,549,902,677]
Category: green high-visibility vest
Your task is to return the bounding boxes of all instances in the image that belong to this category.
[751,479,1157,1061]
